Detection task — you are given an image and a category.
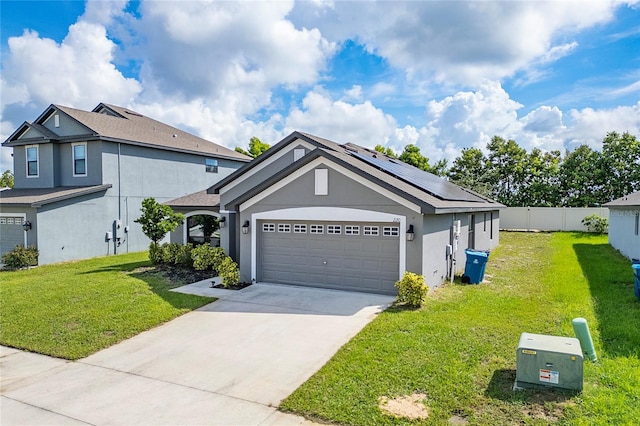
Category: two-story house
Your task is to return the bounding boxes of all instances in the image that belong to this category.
[0,103,250,264]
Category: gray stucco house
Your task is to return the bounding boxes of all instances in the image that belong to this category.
[200,131,503,294]
[0,103,250,264]
[604,191,640,260]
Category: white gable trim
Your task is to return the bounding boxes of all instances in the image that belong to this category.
[250,207,406,283]
[239,157,421,213]
[219,139,316,195]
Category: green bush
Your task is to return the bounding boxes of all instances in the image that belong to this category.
[149,242,164,264]
[395,271,429,307]
[175,244,193,267]
[1,245,39,269]
[191,245,226,271]
[218,256,240,288]
[582,214,608,234]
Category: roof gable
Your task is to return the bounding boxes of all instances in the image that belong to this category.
[604,191,640,207]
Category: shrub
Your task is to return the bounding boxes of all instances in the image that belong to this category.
[191,245,226,271]
[395,272,429,307]
[149,242,164,264]
[582,214,608,234]
[218,256,240,288]
[175,244,194,267]
[1,245,38,269]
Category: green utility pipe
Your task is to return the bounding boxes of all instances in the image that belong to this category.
[572,318,597,362]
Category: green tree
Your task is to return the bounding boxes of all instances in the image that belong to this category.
[134,198,185,244]
[518,148,562,207]
[398,144,431,171]
[235,136,270,158]
[374,144,397,158]
[0,170,14,188]
[559,145,604,207]
[600,131,640,202]
[485,136,527,206]
[447,147,491,196]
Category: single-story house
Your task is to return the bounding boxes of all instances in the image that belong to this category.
[604,191,640,260]
[0,103,250,264]
[195,131,504,295]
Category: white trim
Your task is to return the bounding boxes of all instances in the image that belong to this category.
[220,139,316,195]
[239,157,421,213]
[26,145,39,178]
[72,142,87,177]
[250,207,406,283]
[182,210,219,244]
[0,212,28,247]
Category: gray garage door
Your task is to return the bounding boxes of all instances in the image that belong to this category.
[259,221,399,294]
[0,216,25,257]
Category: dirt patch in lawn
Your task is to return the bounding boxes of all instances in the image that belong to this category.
[378,393,429,420]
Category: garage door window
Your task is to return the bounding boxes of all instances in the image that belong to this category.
[263,223,276,232]
[310,224,324,234]
[363,226,379,236]
[383,226,400,237]
[294,224,307,233]
[345,225,360,235]
[278,223,291,233]
[327,224,341,234]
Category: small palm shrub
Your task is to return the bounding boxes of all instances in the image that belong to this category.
[395,272,429,307]
[582,214,608,234]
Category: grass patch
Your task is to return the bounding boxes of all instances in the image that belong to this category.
[0,252,215,360]
[281,232,640,425]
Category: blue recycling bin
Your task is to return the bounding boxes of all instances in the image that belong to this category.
[463,249,490,284]
[632,264,640,301]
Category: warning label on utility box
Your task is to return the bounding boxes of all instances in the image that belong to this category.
[539,369,559,384]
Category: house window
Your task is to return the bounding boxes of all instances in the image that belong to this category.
[483,213,487,232]
[205,158,218,173]
[73,143,87,176]
[315,169,328,195]
[363,226,379,236]
[0,218,5,224]
[310,224,324,234]
[490,212,494,240]
[345,225,360,235]
[327,225,341,234]
[278,223,291,233]
[263,223,275,232]
[635,212,639,236]
[383,226,400,237]
[468,214,476,249]
[294,224,307,233]
[294,148,305,161]
[26,145,38,177]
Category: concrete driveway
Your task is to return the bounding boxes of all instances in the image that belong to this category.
[1,283,394,425]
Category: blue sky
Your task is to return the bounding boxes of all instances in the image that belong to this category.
[1,1,639,171]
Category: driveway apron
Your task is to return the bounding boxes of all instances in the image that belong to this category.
[1,283,394,425]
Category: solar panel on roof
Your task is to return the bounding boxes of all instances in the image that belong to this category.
[351,152,483,202]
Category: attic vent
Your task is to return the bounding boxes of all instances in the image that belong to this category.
[173,134,177,138]
[124,110,143,117]
[341,144,358,153]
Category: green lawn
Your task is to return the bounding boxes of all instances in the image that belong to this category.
[281,232,640,425]
[0,252,214,360]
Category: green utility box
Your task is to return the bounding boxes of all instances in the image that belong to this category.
[515,333,584,391]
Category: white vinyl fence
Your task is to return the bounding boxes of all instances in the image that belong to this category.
[500,207,609,232]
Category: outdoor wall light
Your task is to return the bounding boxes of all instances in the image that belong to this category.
[219,216,226,228]
[242,220,250,234]
[22,221,32,231]
[406,224,415,241]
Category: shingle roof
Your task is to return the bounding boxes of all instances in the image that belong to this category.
[165,191,220,209]
[0,185,112,207]
[217,131,503,214]
[604,191,640,207]
[3,103,251,162]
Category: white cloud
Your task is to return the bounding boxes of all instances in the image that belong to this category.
[565,102,640,149]
[284,89,397,145]
[291,1,627,84]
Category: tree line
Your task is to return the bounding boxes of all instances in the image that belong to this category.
[375,131,639,207]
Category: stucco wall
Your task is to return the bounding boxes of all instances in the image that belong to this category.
[608,207,640,260]
[13,144,56,189]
